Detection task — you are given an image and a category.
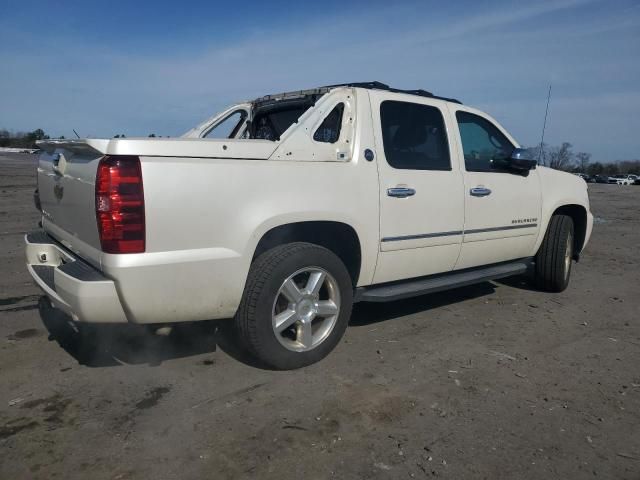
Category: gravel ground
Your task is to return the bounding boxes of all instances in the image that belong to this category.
[1,152,639,479]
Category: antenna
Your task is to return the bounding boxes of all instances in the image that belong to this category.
[73,129,80,139]
[538,84,551,164]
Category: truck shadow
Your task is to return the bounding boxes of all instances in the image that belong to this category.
[37,297,231,368]
[350,282,497,326]
[493,275,540,292]
[38,281,503,368]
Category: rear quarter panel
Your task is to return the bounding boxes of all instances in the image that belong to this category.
[104,154,380,323]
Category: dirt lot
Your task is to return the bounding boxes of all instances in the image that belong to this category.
[1,152,639,479]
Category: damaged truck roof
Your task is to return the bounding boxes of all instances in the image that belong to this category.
[251,81,462,106]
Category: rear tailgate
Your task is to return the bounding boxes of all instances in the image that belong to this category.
[36,139,110,268]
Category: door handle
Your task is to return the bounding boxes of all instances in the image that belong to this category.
[470,187,492,197]
[387,187,416,198]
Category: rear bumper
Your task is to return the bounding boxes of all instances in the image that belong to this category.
[25,231,128,323]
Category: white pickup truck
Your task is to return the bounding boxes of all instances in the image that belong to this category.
[26,82,593,369]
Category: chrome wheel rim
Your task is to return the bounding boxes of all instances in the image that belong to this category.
[564,232,573,280]
[272,267,341,352]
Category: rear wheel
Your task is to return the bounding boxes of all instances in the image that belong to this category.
[235,242,353,370]
[534,214,574,292]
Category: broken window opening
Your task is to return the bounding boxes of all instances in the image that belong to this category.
[313,103,344,144]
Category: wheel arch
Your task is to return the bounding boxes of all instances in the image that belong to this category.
[252,221,362,286]
[550,204,588,259]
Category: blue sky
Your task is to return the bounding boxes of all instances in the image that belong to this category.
[1,0,638,161]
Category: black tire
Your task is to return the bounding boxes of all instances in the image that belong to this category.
[534,214,574,292]
[235,242,353,370]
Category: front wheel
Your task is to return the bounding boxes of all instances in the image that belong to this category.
[235,242,353,370]
[534,215,574,292]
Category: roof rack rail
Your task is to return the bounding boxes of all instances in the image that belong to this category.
[321,81,462,104]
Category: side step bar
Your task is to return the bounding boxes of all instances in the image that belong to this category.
[354,259,532,303]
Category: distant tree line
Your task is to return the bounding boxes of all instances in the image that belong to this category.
[525,142,639,175]
[581,159,640,176]
[0,128,55,148]
[0,129,159,146]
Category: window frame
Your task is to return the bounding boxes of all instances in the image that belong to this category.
[379,100,452,172]
[201,108,248,139]
[454,109,516,174]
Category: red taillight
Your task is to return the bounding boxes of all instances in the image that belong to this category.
[95,155,145,254]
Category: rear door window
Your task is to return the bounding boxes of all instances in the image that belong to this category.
[380,101,451,170]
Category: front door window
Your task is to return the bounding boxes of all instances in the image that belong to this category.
[456,111,514,172]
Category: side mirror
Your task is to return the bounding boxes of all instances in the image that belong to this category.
[508,148,537,171]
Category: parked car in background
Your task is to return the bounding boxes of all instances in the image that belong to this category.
[587,175,608,184]
[608,174,635,185]
[574,173,589,182]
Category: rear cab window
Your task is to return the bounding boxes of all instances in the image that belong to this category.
[252,106,313,141]
[380,100,451,170]
[249,94,324,141]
